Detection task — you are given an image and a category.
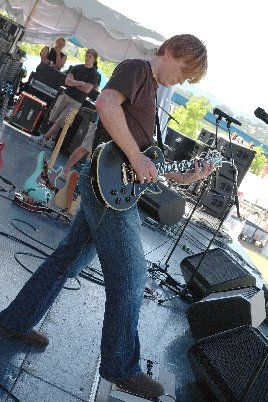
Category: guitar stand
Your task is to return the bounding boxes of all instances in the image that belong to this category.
[13,191,71,224]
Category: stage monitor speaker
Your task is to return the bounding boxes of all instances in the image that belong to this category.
[188,326,268,402]
[165,127,205,161]
[180,248,256,300]
[9,92,46,133]
[187,287,266,340]
[138,182,186,225]
[200,190,232,219]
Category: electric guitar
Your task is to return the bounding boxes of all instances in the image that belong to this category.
[23,108,78,203]
[54,170,79,211]
[91,141,223,211]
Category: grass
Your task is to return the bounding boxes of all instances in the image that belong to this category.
[245,249,268,282]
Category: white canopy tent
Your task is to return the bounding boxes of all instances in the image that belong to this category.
[0,0,166,62]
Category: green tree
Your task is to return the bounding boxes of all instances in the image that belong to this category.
[250,146,267,176]
[19,42,45,56]
[169,96,211,139]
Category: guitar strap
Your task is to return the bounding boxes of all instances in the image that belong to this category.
[144,60,164,153]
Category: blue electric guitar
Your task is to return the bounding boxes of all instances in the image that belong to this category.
[23,108,78,203]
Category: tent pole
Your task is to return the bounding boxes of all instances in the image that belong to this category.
[24,0,40,29]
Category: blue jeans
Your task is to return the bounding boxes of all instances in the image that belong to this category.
[0,162,147,380]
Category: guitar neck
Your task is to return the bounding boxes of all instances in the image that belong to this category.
[156,158,197,175]
[47,125,69,170]
[47,108,78,171]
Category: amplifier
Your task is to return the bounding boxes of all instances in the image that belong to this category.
[200,191,232,219]
[219,161,248,187]
[34,64,66,89]
[210,175,234,197]
[180,248,256,300]
[10,92,46,133]
[0,14,24,52]
[189,326,268,402]
[220,139,256,167]
[29,77,58,98]
[187,286,266,340]
[198,128,227,152]
[62,107,98,154]
[165,127,205,161]
[199,129,256,168]
[138,182,186,225]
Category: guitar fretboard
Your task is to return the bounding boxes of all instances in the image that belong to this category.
[156,158,202,175]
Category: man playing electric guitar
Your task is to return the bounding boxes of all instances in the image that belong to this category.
[0,34,213,400]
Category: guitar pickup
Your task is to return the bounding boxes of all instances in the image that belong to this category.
[121,163,128,185]
[130,167,137,183]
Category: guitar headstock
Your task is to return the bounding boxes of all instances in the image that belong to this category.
[65,108,78,126]
[203,149,223,168]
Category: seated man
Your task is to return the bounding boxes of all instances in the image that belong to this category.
[38,37,67,71]
[32,49,99,148]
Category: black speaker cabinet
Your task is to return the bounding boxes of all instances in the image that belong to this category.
[219,161,248,187]
[200,190,232,219]
[165,127,205,161]
[188,326,268,402]
[62,107,98,154]
[198,129,226,151]
[9,92,46,133]
[211,175,234,197]
[138,182,186,225]
[187,287,266,340]
[180,248,256,300]
[220,140,256,168]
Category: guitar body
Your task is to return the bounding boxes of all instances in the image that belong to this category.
[23,151,52,203]
[91,141,164,211]
[54,170,79,210]
[22,108,78,204]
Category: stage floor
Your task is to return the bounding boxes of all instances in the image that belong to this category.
[0,122,267,402]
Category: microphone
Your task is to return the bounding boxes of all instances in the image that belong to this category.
[213,108,241,126]
[254,107,268,124]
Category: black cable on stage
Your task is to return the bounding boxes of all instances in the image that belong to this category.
[11,219,55,251]
[14,252,81,291]
[0,383,20,402]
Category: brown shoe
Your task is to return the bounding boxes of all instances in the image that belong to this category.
[0,325,49,348]
[114,372,164,399]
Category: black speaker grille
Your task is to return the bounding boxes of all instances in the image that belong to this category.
[190,326,268,401]
[183,249,249,285]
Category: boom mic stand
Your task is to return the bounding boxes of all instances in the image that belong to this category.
[152,111,242,304]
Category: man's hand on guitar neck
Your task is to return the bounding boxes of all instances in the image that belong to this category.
[165,159,215,185]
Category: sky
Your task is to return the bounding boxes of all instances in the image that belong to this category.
[99,0,268,118]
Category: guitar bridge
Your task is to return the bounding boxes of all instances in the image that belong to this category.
[121,163,128,185]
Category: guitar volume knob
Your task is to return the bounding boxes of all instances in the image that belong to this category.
[125,197,131,203]
[111,190,117,195]
[115,198,121,204]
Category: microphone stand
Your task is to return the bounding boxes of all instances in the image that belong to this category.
[225,120,241,219]
[152,112,242,304]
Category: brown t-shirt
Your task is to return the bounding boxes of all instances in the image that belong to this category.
[93,59,157,152]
